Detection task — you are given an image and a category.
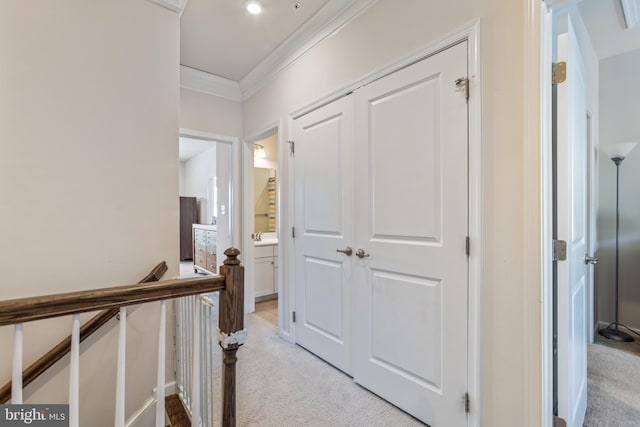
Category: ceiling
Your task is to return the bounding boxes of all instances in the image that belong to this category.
[180,0,331,81]
[179,136,216,161]
[579,0,640,59]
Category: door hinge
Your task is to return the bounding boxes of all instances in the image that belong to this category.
[553,239,567,261]
[292,227,296,238]
[552,62,567,85]
[455,77,470,101]
[288,140,295,156]
[465,236,470,256]
[553,416,567,427]
[292,311,296,322]
[464,392,470,413]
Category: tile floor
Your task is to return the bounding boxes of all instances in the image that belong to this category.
[254,298,278,327]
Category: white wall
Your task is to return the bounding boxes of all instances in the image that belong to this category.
[242,0,526,424]
[179,161,186,195]
[0,1,179,425]
[183,147,216,223]
[180,88,243,137]
[598,48,640,330]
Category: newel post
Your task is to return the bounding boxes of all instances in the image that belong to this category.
[218,248,245,427]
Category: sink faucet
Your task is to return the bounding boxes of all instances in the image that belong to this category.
[255,232,263,241]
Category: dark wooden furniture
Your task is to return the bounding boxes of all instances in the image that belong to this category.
[180,197,198,260]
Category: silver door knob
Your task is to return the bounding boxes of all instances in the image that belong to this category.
[356,248,370,258]
[337,246,353,256]
[585,254,598,265]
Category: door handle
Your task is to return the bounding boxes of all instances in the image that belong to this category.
[337,246,353,256]
[585,254,598,265]
[356,248,370,259]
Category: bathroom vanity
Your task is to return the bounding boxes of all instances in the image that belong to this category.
[254,239,278,300]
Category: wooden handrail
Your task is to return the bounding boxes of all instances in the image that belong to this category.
[0,261,168,404]
[0,276,225,327]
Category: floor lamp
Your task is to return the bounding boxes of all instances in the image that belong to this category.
[599,142,638,342]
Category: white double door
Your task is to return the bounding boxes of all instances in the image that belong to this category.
[294,41,469,426]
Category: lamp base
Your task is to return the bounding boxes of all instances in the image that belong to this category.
[599,326,634,342]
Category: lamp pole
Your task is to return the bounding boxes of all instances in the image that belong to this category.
[599,155,634,342]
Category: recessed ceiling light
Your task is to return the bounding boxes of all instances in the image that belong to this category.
[245,0,263,15]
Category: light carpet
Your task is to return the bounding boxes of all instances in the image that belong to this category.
[226,313,425,427]
[584,343,640,427]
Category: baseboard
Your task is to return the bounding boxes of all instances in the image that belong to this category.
[596,320,640,335]
[125,381,176,427]
[255,294,277,303]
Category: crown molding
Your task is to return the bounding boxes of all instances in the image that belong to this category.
[145,0,189,14]
[239,0,379,101]
[621,0,640,29]
[180,66,242,102]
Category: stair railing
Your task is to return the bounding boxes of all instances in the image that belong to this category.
[0,247,244,427]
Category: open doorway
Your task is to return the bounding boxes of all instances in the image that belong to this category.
[542,1,640,426]
[242,124,282,324]
[178,132,237,278]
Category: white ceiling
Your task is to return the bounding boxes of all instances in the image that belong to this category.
[179,136,216,161]
[579,0,640,59]
[180,0,331,81]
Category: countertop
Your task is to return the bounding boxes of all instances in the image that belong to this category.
[254,238,278,247]
[192,224,217,231]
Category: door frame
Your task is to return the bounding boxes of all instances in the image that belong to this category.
[524,1,599,426]
[179,128,242,264]
[242,121,284,317]
[286,20,482,426]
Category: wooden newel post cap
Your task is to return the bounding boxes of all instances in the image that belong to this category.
[223,248,241,265]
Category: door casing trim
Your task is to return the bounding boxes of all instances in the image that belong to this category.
[178,128,242,257]
[241,121,284,317]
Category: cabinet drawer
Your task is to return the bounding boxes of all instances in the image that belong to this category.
[195,254,207,268]
[206,253,217,273]
[254,245,273,258]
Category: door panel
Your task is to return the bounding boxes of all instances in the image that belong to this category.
[304,258,343,339]
[294,96,354,374]
[556,18,588,427]
[353,41,469,426]
[370,271,443,389]
[369,76,443,241]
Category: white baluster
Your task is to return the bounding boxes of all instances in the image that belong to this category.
[191,299,201,427]
[175,298,183,397]
[184,298,190,407]
[12,323,23,404]
[115,307,127,427]
[69,314,80,427]
[155,301,166,427]
[200,302,206,426]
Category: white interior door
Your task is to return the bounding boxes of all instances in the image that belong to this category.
[293,96,354,374]
[556,19,588,427]
[352,41,469,426]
